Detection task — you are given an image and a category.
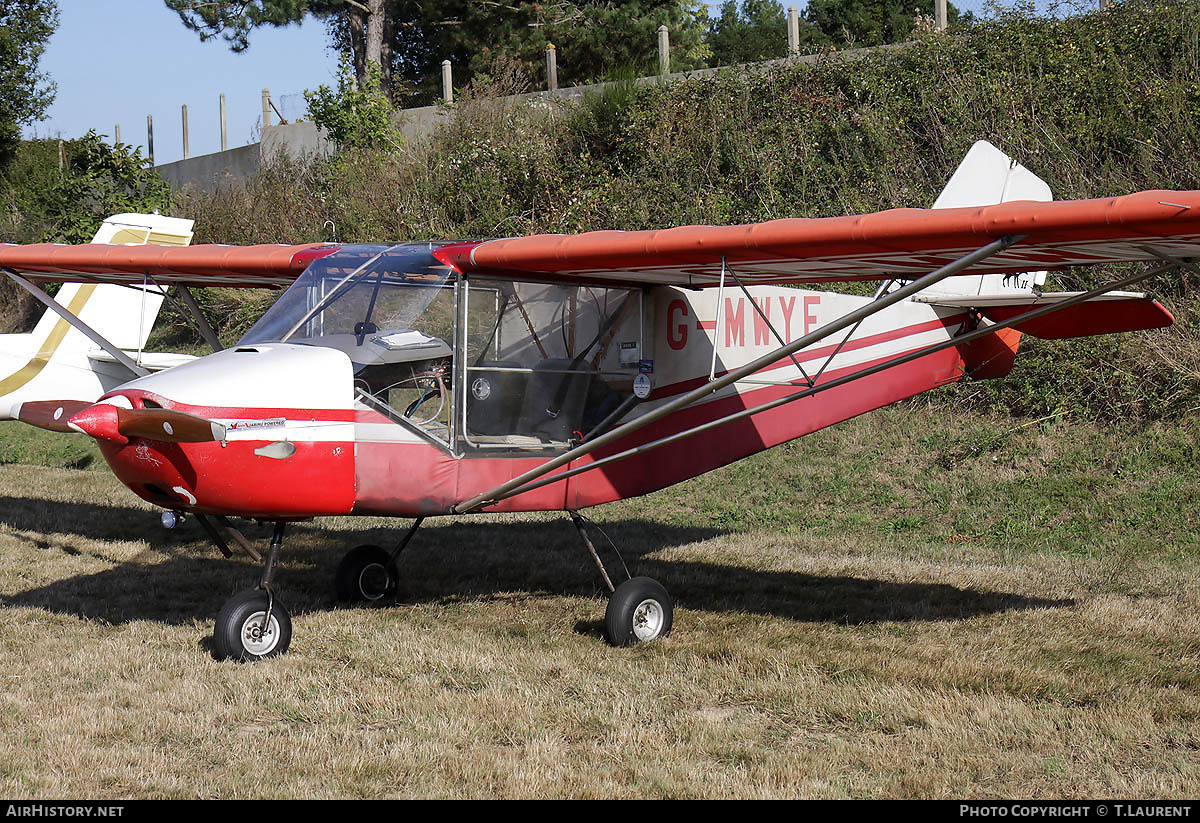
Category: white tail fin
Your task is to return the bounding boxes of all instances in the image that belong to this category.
[0,214,194,417]
[923,140,1052,298]
[27,214,194,353]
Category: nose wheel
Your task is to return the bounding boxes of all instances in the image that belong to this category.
[212,521,293,661]
[213,588,292,660]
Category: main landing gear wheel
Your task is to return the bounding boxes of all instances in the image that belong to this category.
[604,576,673,646]
[335,544,398,603]
[213,589,292,661]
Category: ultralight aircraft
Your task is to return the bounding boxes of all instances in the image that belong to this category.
[0,141,1193,660]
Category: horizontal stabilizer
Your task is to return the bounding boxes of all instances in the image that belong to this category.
[914,291,1174,339]
[87,351,197,372]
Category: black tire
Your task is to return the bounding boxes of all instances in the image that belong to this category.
[334,544,398,603]
[212,589,292,661]
[604,577,673,646]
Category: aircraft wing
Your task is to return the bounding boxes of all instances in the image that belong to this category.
[0,242,335,288]
[3,189,1200,292]
[436,189,1200,287]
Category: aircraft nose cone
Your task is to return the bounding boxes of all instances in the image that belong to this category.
[67,403,128,444]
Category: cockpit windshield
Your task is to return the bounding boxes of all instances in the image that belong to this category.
[239,243,458,444]
[239,244,455,354]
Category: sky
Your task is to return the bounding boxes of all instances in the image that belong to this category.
[25,0,340,165]
[27,0,1001,167]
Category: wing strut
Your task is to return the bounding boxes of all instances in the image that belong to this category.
[3,268,150,379]
[452,234,1023,514]
[174,284,224,352]
[463,259,1178,507]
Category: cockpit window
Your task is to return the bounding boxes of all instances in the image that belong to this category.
[239,244,454,349]
[239,244,457,443]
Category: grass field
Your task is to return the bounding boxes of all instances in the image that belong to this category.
[0,405,1197,798]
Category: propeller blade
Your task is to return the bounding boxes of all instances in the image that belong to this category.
[67,404,226,444]
[13,399,95,433]
[116,408,227,443]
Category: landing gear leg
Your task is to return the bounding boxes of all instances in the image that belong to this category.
[212,522,293,661]
[335,517,424,603]
[569,511,673,646]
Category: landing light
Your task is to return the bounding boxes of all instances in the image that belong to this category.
[161,510,184,530]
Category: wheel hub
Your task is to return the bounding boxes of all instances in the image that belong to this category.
[241,611,280,656]
[358,562,391,600]
[631,598,664,642]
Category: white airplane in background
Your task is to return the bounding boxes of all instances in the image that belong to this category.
[0,213,199,422]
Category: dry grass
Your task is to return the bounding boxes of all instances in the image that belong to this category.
[0,407,1197,798]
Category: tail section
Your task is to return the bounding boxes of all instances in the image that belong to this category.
[0,214,194,417]
[28,214,194,352]
[924,140,1052,298]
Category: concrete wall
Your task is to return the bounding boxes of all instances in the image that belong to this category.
[155,42,898,191]
[155,143,260,190]
[260,121,336,162]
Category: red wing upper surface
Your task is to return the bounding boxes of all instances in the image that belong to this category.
[0,242,336,288]
[437,189,1200,287]
[5,190,1200,290]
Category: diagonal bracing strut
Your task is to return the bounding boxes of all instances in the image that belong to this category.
[3,269,151,379]
[452,236,1023,513]
[467,259,1179,505]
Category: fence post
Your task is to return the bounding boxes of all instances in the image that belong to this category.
[262,88,272,128]
[147,115,154,165]
[220,93,228,151]
[442,60,453,104]
[658,25,670,76]
[545,44,558,91]
[181,104,189,159]
[935,0,947,30]
[787,7,800,55]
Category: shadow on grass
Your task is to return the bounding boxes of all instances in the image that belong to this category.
[0,498,1073,628]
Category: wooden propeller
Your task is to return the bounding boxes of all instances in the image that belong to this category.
[13,399,94,433]
[66,403,227,444]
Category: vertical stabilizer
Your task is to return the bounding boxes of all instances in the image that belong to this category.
[0,214,194,417]
[26,214,194,354]
[924,140,1052,297]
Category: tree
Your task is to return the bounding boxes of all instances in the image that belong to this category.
[164,1,395,94]
[329,0,713,104]
[166,1,711,106]
[0,131,168,333]
[304,58,402,150]
[0,0,58,168]
[706,0,826,66]
[804,0,969,47]
[0,131,170,245]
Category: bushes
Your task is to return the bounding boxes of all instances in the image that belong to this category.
[175,0,1200,420]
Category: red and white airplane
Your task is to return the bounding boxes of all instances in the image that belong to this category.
[0,141,1192,660]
